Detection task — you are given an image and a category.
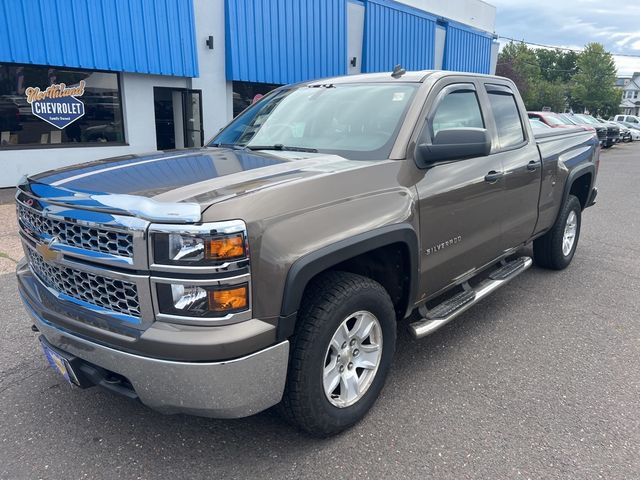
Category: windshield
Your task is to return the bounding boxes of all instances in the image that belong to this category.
[545,114,571,126]
[562,114,586,125]
[576,114,600,125]
[209,83,418,160]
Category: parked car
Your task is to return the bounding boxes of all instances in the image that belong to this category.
[613,114,640,125]
[612,122,632,142]
[528,117,552,130]
[617,121,640,141]
[528,111,575,129]
[563,113,618,147]
[582,115,621,147]
[16,70,599,436]
[556,113,606,144]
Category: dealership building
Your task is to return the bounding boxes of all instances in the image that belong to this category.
[0,0,497,187]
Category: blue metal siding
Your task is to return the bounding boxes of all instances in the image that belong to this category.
[362,0,435,73]
[443,23,492,74]
[0,0,198,77]
[225,0,347,84]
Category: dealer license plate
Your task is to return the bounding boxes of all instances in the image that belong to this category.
[40,340,78,385]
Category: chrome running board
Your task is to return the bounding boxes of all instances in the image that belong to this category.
[409,256,533,339]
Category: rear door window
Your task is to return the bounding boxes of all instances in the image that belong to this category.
[485,87,525,149]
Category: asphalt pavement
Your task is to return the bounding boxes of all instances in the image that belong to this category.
[0,145,638,479]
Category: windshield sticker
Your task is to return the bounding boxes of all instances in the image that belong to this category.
[392,92,406,102]
[24,81,86,129]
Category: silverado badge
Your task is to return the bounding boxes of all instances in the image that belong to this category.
[425,236,462,256]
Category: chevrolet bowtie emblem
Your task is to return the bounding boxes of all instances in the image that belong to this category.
[36,238,61,262]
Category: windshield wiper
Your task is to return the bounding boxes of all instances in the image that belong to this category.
[245,144,318,153]
[209,142,248,150]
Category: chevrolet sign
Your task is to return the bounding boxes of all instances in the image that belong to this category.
[25,81,86,130]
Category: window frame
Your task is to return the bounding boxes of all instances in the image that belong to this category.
[482,83,528,153]
[420,82,486,146]
[0,62,127,150]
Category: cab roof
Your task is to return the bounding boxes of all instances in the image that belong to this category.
[304,70,504,85]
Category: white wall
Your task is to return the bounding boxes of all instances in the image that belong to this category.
[396,0,496,33]
[190,0,233,139]
[434,25,446,70]
[490,41,500,74]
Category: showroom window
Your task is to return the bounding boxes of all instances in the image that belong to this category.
[232,81,281,117]
[0,63,125,148]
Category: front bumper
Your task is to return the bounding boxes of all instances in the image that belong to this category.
[18,256,289,419]
[23,300,289,418]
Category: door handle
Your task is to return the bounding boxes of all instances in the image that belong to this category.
[527,161,541,171]
[484,170,504,183]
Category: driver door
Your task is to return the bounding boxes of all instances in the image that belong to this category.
[414,80,506,297]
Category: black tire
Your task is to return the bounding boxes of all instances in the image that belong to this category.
[533,194,582,270]
[279,271,396,436]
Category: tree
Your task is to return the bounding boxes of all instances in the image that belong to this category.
[496,42,541,108]
[571,43,617,115]
[496,41,619,115]
[530,80,567,112]
[535,49,578,83]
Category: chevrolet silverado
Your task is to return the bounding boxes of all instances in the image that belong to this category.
[16,70,599,436]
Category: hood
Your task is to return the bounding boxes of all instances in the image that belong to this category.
[25,147,373,222]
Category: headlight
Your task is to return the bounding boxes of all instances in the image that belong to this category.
[162,231,246,263]
[150,221,250,322]
[150,221,248,267]
[156,283,249,317]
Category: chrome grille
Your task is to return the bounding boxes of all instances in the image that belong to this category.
[18,205,134,258]
[27,249,140,318]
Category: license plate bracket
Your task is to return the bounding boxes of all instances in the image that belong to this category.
[40,339,80,386]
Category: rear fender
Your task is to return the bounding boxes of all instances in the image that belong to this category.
[562,162,596,210]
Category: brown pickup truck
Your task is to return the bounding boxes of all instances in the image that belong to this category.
[16,70,599,436]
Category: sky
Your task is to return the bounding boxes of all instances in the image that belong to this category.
[492,0,640,77]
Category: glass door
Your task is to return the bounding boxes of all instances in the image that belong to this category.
[182,90,203,148]
[154,88,203,150]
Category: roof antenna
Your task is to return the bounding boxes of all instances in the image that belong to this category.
[391,64,406,79]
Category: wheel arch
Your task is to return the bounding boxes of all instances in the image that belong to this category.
[563,163,595,210]
[277,224,419,341]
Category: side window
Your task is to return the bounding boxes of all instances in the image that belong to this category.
[486,90,525,149]
[431,90,484,137]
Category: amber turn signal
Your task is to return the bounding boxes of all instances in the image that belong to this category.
[208,285,248,312]
[205,234,245,260]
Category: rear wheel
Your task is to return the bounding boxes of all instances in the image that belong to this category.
[534,194,582,270]
[279,271,396,436]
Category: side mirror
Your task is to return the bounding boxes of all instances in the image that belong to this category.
[415,128,491,168]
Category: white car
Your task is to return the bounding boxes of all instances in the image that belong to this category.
[627,127,640,141]
[614,114,640,125]
[615,121,640,141]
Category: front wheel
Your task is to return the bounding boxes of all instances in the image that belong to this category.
[279,271,396,436]
[534,194,582,270]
